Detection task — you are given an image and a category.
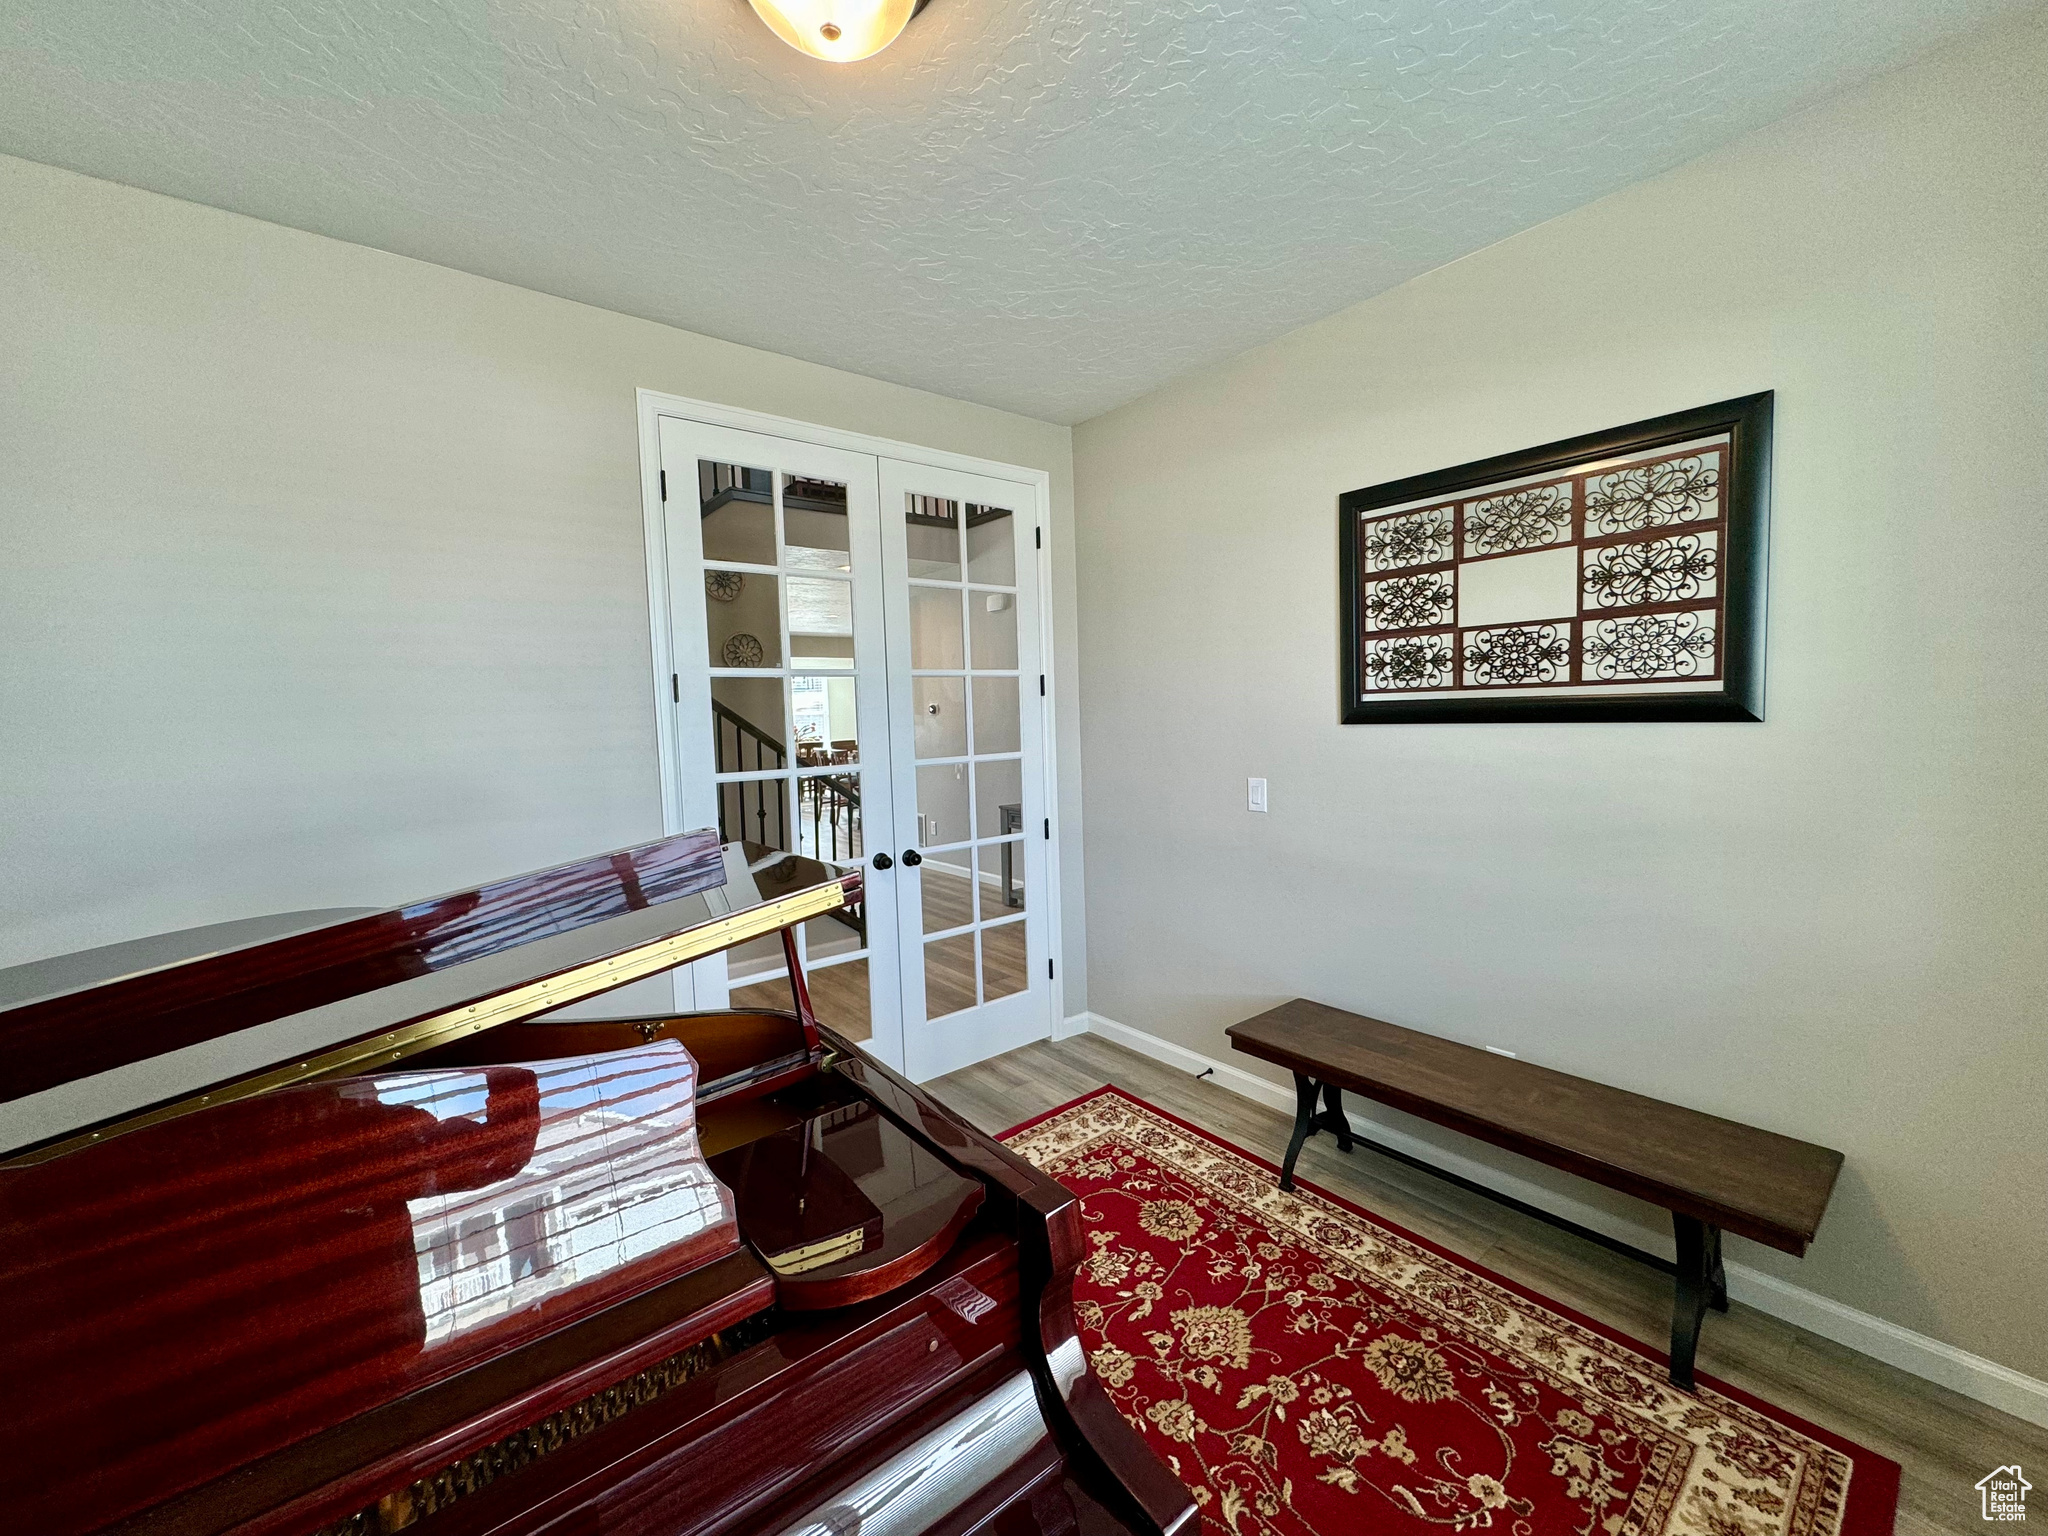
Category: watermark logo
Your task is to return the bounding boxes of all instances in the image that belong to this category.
[1978,1466,2030,1522]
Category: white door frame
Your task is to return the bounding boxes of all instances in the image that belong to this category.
[635,389,1065,1070]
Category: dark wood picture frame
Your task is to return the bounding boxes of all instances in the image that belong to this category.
[1339,392,1771,724]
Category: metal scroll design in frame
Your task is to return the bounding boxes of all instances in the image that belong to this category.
[1339,393,1770,723]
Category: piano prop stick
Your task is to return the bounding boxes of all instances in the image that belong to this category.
[0,830,1196,1536]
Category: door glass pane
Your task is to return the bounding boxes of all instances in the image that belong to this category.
[981,920,1026,1003]
[906,496,962,580]
[793,679,858,765]
[971,676,1020,755]
[966,505,1016,586]
[973,758,1023,841]
[916,763,969,847]
[921,855,976,935]
[924,933,977,1020]
[712,677,788,774]
[910,586,964,670]
[786,577,853,670]
[978,840,1025,912]
[717,778,792,859]
[913,677,966,759]
[809,956,870,1042]
[788,641,854,672]
[804,909,865,965]
[700,462,776,564]
[968,590,1018,670]
[708,573,781,668]
[784,477,851,572]
[730,973,794,1012]
[725,918,786,982]
[797,772,863,865]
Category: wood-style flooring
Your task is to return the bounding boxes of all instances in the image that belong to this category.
[730,861,1029,1042]
[928,1033,2048,1536]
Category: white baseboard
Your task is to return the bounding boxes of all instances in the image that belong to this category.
[1054,1010,1093,1042]
[1074,1011,2048,1429]
[920,857,1009,890]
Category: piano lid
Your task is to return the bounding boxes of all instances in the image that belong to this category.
[0,830,858,1164]
[0,1039,750,1536]
[0,908,380,1013]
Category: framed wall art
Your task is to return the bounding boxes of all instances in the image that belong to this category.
[1339,392,1771,723]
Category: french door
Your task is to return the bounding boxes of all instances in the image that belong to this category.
[876,460,1051,1080]
[652,414,1052,1081]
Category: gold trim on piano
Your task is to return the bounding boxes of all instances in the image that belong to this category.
[761,1228,873,1275]
[2,876,857,1168]
[314,1310,780,1536]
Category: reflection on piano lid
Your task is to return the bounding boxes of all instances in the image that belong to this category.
[0,831,731,1108]
[0,828,856,1165]
[0,831,1198,1536]
[0,1041,744,1536]
[0,908,379,1012]
[393,1049,731,1347]
[710,1096,985,1307]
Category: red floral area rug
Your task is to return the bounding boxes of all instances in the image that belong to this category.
[1001,1087,1898,1536]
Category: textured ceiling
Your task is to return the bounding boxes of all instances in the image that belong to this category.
[0,0,2022,422]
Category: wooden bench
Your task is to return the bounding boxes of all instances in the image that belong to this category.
[1225,998,1843,1390]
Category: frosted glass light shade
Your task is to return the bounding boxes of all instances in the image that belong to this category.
[748,0,920,61]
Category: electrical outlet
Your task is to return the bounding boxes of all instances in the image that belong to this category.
[1247,777,1268,813]
[1484,1046,1517,1059]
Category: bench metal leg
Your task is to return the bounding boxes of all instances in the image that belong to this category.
[1670,1214,1721,1391]
[1321,1082,1354,1153]
[1708,1223,1728,1313]
[1280,1073,1319,1192]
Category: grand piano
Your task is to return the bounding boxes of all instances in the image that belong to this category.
[0,830,1197,1536]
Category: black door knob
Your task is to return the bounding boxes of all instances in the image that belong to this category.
[872,852,893,870]
[901,849,924,867]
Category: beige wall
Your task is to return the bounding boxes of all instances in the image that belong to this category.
[0,154,1087,1046]
[1070,15,2047,1376]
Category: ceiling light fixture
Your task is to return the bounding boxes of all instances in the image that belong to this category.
[747,0,927,62]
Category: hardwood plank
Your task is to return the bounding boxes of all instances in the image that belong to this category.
[1228,998,1841,1252]
[733,965,872,1044]
[980,921,1027,1003]
[928,1034,2048,1536]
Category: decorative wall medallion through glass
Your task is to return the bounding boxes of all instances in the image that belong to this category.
[1339,394,1771,723]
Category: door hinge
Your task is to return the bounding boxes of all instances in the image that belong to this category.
[671,673,680,703]
[1048,959,1055,980]
[1043,818,1050,840]
[1035,526,1042,549]
[1038,674,1045,697]
[659,470,667,502]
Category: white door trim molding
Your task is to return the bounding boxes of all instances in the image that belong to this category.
[635,390,1064,1058]
[1068,1010,2048,1430]
[636,389,1057,485]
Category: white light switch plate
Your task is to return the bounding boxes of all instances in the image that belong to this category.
[1247,777,1268,813]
